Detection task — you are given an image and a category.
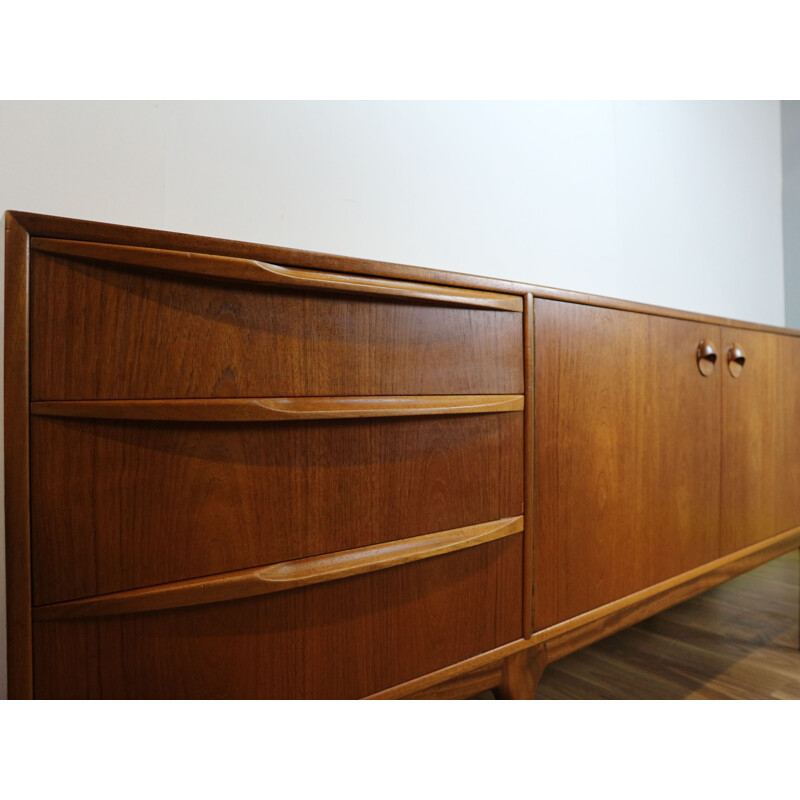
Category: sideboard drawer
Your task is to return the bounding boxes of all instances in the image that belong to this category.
[31,412,524,605]
[33,533,524,699]
[30,247,524,400]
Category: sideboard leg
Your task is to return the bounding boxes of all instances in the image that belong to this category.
[495,646,548,699]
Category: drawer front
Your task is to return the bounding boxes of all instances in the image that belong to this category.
[30,249,524,400]
[31,412,524,605]
[33,534,524,699]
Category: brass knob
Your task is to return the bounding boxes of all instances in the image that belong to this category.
[697,340,717,376]
[727,344,746,378]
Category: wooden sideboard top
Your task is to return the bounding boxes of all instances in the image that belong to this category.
[7,209,799,338]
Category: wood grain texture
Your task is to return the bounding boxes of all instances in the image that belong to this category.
[378,529,800,699]
[537,550,800,699]
[533,525,800,661]
[31,412,524,604]
[403,660,506,700]
[523,293,535,638]
[721,329,800,551]
[774,335,800,536]
[30,251,524,400]
[33,515,524,620]
[13,209,800,701]
[13,211,536,299]
[495,646,547,699]
[30,394,524,421]
[13,210,800,337]
[31,238,523,312]
[4,212,33,698]
[534,300,721,629]
[720,327,781,552]
[32,534,524,699]
[366,639,530,698]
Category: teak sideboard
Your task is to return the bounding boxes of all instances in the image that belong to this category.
[5,211,800,699]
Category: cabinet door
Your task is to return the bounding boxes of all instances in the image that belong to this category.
[721,328,800,552]
[776,334,800,534]
[534,300,721,629]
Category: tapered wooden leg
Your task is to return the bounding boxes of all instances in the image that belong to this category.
[494,645,548,699]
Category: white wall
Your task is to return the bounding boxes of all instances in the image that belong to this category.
[783,100,800,329]
[0,100,785,698]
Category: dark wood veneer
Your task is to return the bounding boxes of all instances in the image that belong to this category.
[4,213,33,698]
[6,210,800,700]
[33,534,524,700]
[32,413,523,605]
[31,237,523,312]
[11,209,799,336]
[33,516,525,621]
[31,251,523,400]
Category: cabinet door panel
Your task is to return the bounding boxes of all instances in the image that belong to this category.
[534,300,721,629]
[775,334,800,534]
[721,328,800,551]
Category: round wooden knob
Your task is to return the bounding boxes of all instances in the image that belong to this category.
[727,344,746,378]
[696,340,717,376]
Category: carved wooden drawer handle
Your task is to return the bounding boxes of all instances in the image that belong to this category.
[697,340,717,376]
[31,238,523,312]
[727,344,746,378]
